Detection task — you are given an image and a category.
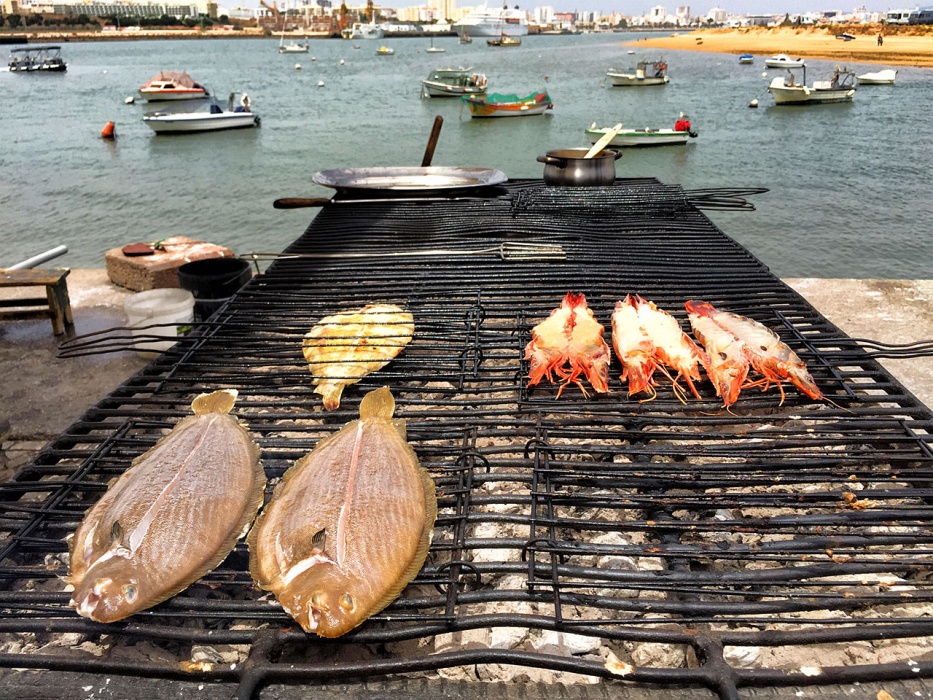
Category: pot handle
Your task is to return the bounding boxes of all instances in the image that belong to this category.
[610,149,622,160]
[536,155,566,167]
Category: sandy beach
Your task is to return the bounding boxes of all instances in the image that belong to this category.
[631,26,933,68]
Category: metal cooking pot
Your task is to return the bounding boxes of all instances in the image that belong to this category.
[537,147,621,187]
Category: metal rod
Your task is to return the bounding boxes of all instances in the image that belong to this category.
[6,245,68,270]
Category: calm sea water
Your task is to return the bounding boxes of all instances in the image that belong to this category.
[1,34,931,278]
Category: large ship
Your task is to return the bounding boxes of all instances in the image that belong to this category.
[454,4,529,38]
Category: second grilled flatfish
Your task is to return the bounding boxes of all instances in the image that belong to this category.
[247,386,436,637]
[68,389,265,623]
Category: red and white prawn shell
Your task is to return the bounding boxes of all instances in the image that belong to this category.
[525,292,611,398]
[631,296,707,400]
[688,302,822,401]
[610,298,657,396]
[685,303,750,407]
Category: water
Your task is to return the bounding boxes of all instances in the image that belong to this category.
[2,34,931,279]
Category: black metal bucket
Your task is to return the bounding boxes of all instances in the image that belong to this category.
[177,257,252,321]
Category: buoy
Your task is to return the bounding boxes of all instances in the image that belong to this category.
[761,72,768,78]
[124,96,135,104]
[295,63,301,70]
[101,121,116,139]
[339,58,345,65]
[317,80,325,87]
[749,99,759,108]
[311,56,316,61]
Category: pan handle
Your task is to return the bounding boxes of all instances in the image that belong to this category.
[421,115,444,167]
[273,197,332,209]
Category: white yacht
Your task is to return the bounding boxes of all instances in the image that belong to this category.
[454,4,529,38]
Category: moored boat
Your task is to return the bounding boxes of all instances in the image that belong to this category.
[344,21,384,39]
[487,34,521,46]
[765,54,805,68]
[461,91,552,118]
[139,71,209,101]
[8,45,67,72]
[143,93,260,134]
[421,67,488,98]
[767,66,857,105]
[585,117,698,147]
[739,54,754,64]
[857,69,897,85]
[376,45,395,56]
[605,60,668,87]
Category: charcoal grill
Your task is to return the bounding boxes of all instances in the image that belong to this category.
[2,179,933,699]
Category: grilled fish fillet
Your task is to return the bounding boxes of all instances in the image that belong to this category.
[247,386,436,638]
[68,389,265,623]
[302,304,414,411]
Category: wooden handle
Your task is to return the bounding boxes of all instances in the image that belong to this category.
[421,115,444,167]
[273,197,331,209]
[584,123,623,159]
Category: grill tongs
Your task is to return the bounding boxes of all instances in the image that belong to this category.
[245,242,566,262]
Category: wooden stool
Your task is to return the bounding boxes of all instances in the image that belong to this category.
[0,268,74,335]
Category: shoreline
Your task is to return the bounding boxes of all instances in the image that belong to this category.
[630,26,933,68]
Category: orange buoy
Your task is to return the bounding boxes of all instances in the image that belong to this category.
[101,121,116,139]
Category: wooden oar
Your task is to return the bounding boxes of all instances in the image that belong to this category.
[584,123,622,159]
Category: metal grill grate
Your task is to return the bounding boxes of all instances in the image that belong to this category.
[1,179,932,699]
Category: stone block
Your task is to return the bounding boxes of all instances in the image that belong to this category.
[104,236,235,292]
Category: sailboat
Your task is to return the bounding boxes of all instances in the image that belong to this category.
[427,35,445,53]
[278,19,309,54]
[460,27,472,44]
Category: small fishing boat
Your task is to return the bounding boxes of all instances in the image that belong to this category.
[460,28,472,44]
[768,66,857,105]
[765,54,805,69]
[857,69,897,85]
[376,46,395,56]
[585,117,698,147]
[8,45,67,72]
[605,60,669,87]
[461,91,552,118]
[143,93,260,134]
[487,34,521,46]
[739,54,754,64]
[139,71,209,101]
[278,34,309,53]
[421,67,488,98]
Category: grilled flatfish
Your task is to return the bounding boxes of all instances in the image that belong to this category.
[68,389,265,623]
[302,303,414,411]
[247,386,436,637]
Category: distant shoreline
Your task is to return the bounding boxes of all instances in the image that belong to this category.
[631,26,933,68]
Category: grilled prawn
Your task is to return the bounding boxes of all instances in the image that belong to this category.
[525,292,610,398]
[611,295,708,401]
[686,300,823,404]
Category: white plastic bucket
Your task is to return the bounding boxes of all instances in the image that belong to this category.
[124,288,195,356]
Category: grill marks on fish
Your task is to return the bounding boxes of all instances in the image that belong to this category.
[248,387,437,638]
[68,389,265,623]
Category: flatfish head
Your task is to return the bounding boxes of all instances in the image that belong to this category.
[248,386,437,637]
[69,389,265,623]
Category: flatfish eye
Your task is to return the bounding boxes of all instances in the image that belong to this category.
[122,584,138,602]
[339,593,354,612]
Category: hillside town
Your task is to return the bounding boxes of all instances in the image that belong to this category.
[0,0,916,35]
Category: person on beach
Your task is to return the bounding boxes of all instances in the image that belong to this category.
[878,34,884,46]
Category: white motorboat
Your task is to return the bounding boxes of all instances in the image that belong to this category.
[421,67,488,98]
[585,119,697,147]
[606,60,669,87]
[454,3,528,38]
[739,54,754,64]
[376,46,395,56]
[768,66,857,105]
[857,69,897,85]
[143,94,259,134]
[139,71,209,101]
[278,35,309,53]
[343,21,384,39]
[765,54,806,69]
